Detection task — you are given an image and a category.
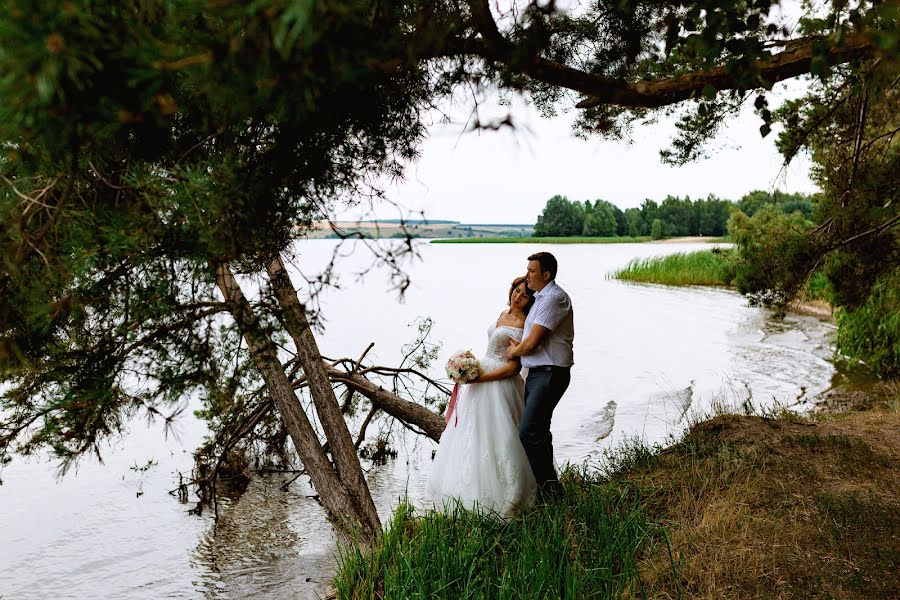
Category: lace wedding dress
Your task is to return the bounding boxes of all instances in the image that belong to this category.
[426,325,537,516]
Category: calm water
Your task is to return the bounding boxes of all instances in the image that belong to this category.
[0,241,840,599]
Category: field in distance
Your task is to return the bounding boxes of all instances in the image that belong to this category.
[304,220,534,239]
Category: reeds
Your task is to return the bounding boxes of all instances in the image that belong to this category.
[333,469,664,599]
[613,249,735,286]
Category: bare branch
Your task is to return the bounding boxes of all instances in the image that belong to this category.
[354,405,379,449]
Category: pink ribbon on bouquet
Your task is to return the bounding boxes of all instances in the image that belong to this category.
[445,383,461,427]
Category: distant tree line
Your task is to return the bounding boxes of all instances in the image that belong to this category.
[533,191,817,239]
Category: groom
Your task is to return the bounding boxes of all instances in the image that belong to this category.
[506,252,574,499]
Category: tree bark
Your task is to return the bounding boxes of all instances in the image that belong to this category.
[265,255,381,537]
[325,367,446,442]
[213,262,378,542]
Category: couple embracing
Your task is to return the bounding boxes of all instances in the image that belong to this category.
[426,252,575,516]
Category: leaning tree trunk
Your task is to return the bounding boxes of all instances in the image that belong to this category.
[213,262,379,542]
[266,255,380,536]
[326,367,445,442]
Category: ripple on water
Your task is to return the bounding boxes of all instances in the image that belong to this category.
[582,401,617,442]
[191,475,336,600]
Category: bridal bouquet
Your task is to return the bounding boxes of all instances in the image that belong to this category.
[446,350,482,384]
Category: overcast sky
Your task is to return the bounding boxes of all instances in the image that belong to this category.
[337,3,820,225]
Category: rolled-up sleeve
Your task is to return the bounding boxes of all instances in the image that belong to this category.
[532,292,569,332]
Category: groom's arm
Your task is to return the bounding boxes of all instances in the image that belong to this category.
[506,325,549,359]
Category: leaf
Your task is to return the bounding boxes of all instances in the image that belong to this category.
[702,84,717,100]
[273,0,315,58]
[759,123,771,137]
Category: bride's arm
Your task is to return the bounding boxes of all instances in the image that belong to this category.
[472,358,521,383]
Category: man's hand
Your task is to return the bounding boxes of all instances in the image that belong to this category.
[508,324,548,360]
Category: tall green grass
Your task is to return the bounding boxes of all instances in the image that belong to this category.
[836,272,900,377]
[613,249,736,286]
[431,236,651,244]
[803,270,831,302]
[333,470,664,599]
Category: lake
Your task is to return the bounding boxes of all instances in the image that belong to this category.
[0,240,840,599]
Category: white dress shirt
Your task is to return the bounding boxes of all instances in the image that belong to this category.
[521,280,575,368]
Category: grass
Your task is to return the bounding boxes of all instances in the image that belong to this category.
[333,469,668,599]
[613,249,736,286]
[333,386,900,599]
[431,236,651,244]
[613,250,835,310]
[835,271,900,377]
[620,396,900,600]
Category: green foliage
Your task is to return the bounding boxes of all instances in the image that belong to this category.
[658,195,694,236]
[582,199,617,236]
[552,0,891,157]
[0,0,437,470]
[835,272,900,377]
[729,42,898,374]
[727,206,820,309]
[737,190,818,220]
[650,218,664,240]
[534,192,779,239]
[696,195,733,236]
[639,200,659,236]
[805,270,831,303]
[533,195,583,237]
[625,207,642,237]
[334,471,663,599]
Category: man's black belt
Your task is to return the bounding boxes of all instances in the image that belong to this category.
[528,365,571,372]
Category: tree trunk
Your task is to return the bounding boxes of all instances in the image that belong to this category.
[265,255,381,536]
[213,262,378,542]
[325,367,445,442]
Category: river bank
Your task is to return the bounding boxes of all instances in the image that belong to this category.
[331,383,900,598]
[628,380,899,599]
[431,235,651,244]
[613,248,836,319]
[430,235,729,244]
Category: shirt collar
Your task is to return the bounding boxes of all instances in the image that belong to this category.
[535,280,557,298]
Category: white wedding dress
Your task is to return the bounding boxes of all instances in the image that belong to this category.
[426,325,537,516]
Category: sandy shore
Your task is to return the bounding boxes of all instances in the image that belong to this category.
[789,298,834,319]
[649,236,727,243]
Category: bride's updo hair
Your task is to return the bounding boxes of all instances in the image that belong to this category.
[508,276,536,314]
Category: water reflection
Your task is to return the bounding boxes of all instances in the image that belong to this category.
[191,475,336,599]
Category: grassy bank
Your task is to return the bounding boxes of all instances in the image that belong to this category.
[431,236,650,244]
[333,474,666,598]
[626,385,899,599]
[333,386,900,599]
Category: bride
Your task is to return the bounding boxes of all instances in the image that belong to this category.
[426,276,538,516]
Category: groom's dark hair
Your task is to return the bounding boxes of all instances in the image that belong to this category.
[528,252,558,280]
